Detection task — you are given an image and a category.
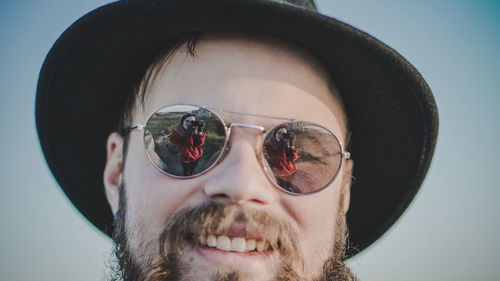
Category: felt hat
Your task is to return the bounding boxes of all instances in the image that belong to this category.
[36,0,438,258]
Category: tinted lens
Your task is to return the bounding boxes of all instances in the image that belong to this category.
[143,104,227,177]
[263,122,343,194]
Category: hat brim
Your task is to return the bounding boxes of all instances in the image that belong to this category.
[36,0,438,258]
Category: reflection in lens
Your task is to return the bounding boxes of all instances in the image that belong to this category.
[263,122,342,194]
[144,105,226,177]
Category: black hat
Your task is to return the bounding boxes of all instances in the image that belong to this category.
[35,0,438,258]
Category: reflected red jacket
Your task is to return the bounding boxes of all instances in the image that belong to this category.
[264,141,298,176]
[170,128,205,163]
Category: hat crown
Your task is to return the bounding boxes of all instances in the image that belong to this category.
[124,0,317,11]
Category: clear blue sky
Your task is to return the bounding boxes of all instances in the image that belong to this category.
[1,0,499,280]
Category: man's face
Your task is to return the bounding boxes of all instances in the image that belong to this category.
[105,34,353,281]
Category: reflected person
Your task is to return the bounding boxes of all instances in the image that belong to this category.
[264,127,298,191]
[170,113,205,176]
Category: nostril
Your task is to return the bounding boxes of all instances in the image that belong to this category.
[249,198,267,205]
[208,193,230,200]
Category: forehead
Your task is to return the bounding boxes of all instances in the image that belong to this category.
[138,34,347,142]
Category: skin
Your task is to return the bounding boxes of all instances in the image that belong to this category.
[104,34,353,281]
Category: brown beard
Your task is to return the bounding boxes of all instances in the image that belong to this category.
[109,183,357,281]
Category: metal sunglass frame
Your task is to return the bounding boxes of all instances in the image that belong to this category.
[128,104,351,195]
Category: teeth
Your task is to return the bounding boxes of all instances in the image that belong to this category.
[199,234,270,253]
[231,237,246,252]
[256,240,266,252]
[216,235,231,251]
[246,239,256,251]
[199,235,206,246]
[207,234,217,247]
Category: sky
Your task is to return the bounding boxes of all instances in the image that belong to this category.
[0,0,499,280]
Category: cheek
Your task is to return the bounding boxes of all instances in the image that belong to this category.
[122,133,202,232]
[282,184,340,234]
[280,182,341,262]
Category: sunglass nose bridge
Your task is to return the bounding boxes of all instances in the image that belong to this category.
[229,123,265,132]
[226,122,266,151]
[226,123,265,151]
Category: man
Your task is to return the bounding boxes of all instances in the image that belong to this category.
[35,0,438,280]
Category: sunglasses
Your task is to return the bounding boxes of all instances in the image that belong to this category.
[127,104,350,195]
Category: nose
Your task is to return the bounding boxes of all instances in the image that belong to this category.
[203,128,277,205]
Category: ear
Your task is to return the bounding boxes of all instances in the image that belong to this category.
[103,132,124,214]
[340,159,354,215]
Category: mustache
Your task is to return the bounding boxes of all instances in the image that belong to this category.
[158,202,300,260]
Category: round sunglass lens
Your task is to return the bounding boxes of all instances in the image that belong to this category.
[143,104,227,177]
[263,122,343,194]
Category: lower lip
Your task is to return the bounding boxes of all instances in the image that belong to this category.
[196,245,273,268]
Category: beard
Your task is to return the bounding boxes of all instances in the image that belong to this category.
[109,182,357,281]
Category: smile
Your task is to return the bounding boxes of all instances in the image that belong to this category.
[199,234,272,253]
